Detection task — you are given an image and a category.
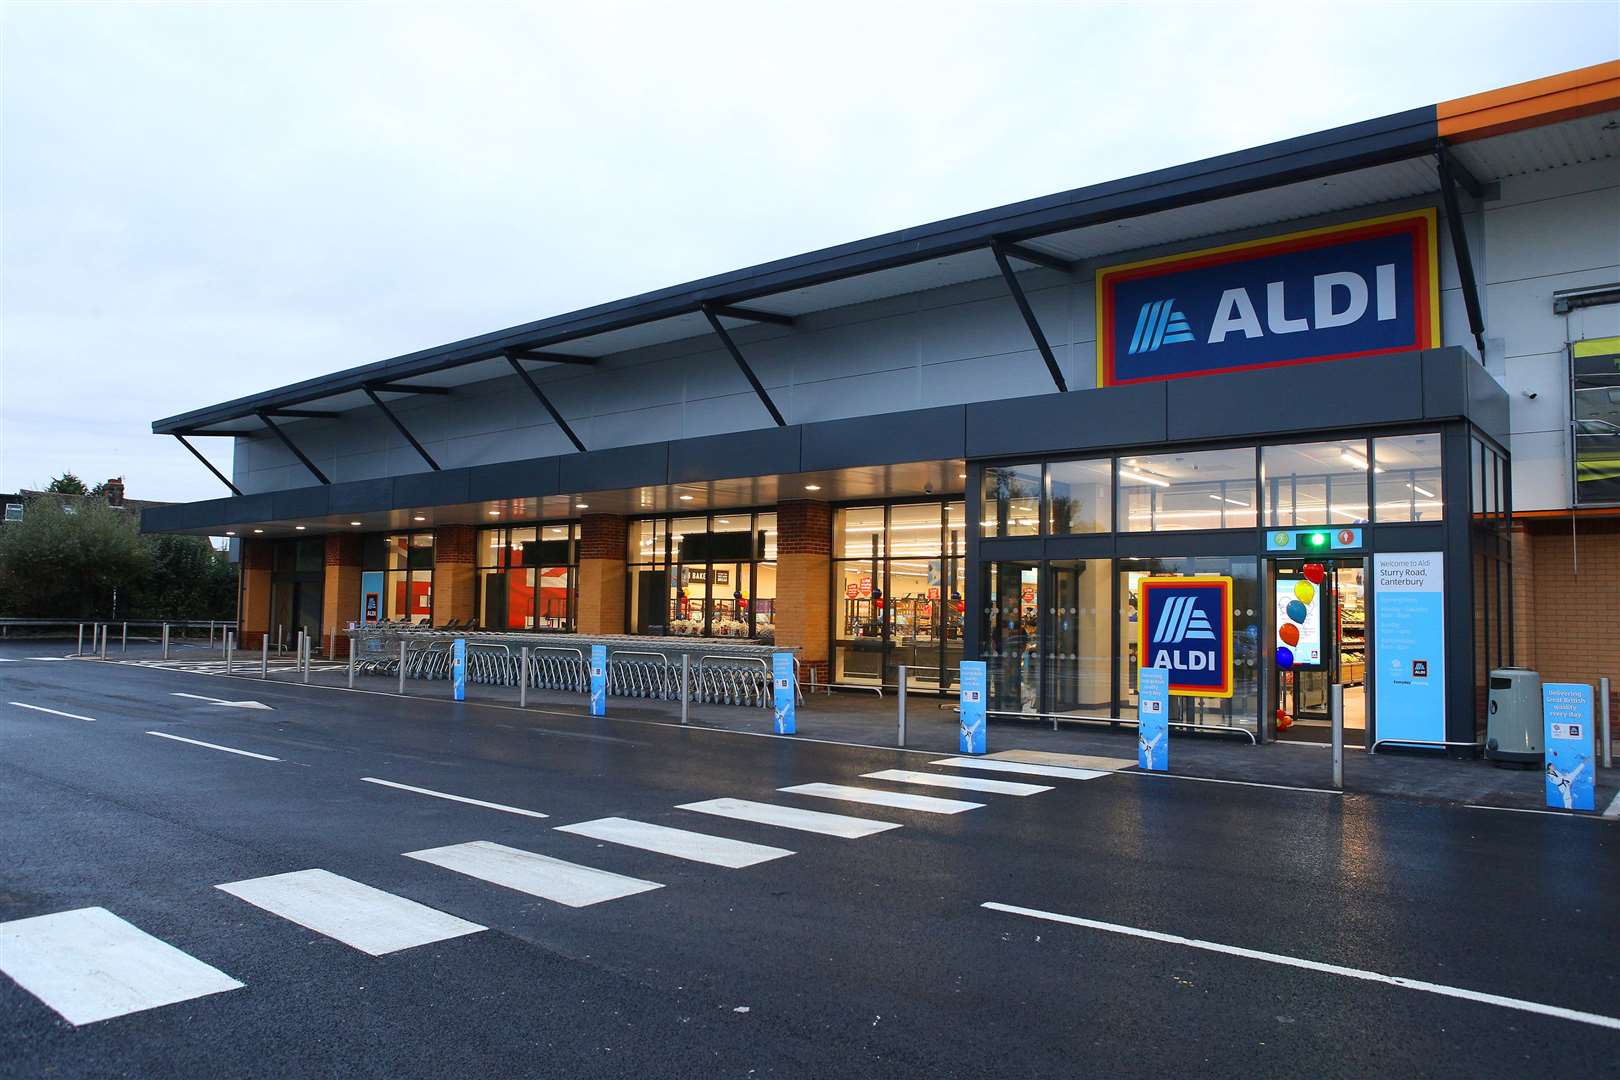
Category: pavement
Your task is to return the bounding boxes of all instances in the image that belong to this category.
[2,641,1618,1078]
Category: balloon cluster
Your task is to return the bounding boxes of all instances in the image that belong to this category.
[1275,563,1324,669]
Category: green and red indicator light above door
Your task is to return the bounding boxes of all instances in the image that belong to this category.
[1266,527,1362,553]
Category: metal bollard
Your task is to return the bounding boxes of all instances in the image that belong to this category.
[680,654,690,725]
[261,635,269,679]
[121,622,127,653]
[162,623,170,660]
[1330,682,1344,790]
[301,632,310,684]
[519,646,529,707]
[225,632,234,674]
[99,624,108,659]
[398,640,407,695]
[77,624,84,657]
[1602,676,1613,770]
[347,641,356,689]
[897,664,908,747]
[209,621,215,649]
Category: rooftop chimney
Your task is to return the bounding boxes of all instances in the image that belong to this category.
[104,477,125,506]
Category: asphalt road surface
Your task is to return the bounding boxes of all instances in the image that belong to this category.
[2,644,1616,1079]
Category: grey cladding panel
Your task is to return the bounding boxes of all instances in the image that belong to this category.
[966,382,1166,459]
[142,494,273,534]
[558,442,670,493]
[1420,348,1470,420]
[1166,353,1425,441]
[801,405,965,471]
[270,487,330,522]
[393,468,471,508]
[670,426,801,483]
[467,456,561,503]
[327,479,393,515]
[1464,358,1510,444]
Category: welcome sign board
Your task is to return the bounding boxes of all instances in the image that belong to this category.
[1096,210,1440,386]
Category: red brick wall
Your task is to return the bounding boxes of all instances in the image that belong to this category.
[580,514,628,560]
[778,500,832,555]
[1515,518,1620,737]
[776,500,832,680]
[578,515,628,633]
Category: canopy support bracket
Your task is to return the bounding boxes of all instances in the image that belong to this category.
[256,412,330,485]
[701,303,787,426]
[991,239,1068,393]
[172,433,242,496]
[363,387,440,471]
[1436,140,1487,359]
[505,354,587,453]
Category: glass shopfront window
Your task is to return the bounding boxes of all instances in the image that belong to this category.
[982,561,1040,714]
[476,523,576,630]
[1048,459,1112,534]
[834,502,966,690]
[1373,433,1445,522]
[364,531,435,624]
[628,511,771,639]
[1262,440,1370,527]
[1045,559,1112,719]
[1119,448,1257,532]
[981,465,1041,537]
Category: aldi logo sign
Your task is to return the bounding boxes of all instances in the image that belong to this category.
[1097,210,1439,386]
[1138,576,1234,698]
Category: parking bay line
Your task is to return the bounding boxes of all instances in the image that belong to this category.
[780,782,984,815]
[0,907,242,1026]
[145,731,280,762]
[216,869,485,956]
[983,901,1620,1032]
[557,817,794,868]
[360,777,549,818]
[862,769,1052,796]
[8,702,97,722]
[677,798,900,838]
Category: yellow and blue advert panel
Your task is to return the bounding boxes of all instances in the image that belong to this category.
[1096,210,1440,386]
[1138,575,1234,698]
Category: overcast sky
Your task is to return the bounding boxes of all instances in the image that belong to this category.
[3,2,1616,502]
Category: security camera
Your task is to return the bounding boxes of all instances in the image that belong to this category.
[1523,389,1538,400]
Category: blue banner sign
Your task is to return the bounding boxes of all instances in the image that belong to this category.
[451,639,466,702]
[772,652,796,734]
[1137,667,1169,771]
[589,644,607,717]
[959,661,987,754]
[1137,576,1233,698]
[1097,210,1439,385]
[360,571,384,623]
[1543,682,1596,811]
[1372,552,1446,745]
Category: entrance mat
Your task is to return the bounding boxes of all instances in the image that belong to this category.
[988,749,1136,772]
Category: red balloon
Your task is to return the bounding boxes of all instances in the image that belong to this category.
[1279,623,1300,647]
[1303,563,1326,584]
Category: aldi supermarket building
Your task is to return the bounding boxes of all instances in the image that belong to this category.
[145,62,1620,752]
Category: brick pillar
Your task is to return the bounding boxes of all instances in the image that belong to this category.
[1509,522,1536,672]
[776,500,831,682]
[433,525,477,627]
[577,514,627,634]
[237,539,272,651]
[321,533,364,657]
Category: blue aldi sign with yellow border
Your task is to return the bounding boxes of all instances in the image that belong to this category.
[1138,576,1234,698]
[1097,210,1440,386]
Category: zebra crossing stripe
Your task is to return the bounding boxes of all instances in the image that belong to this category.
[0,907,242,1025]
[217,869,485,955]
[779,783,983,815]
[861,769,1052,795]
[931,757,1111,781]
[404,841,662,907]
[677,798,900,838]
[556,818,794,868]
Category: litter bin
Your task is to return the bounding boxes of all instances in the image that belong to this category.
[1485,667,1542,765]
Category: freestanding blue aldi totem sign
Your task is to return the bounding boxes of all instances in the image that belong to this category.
[1137,667,1169,771]
[1137,576,1234,699]
[772,652,795,734]
[1543,682,1596,811]
[451,639,466,702]
[959,660,987,754]
[589,644,607,717]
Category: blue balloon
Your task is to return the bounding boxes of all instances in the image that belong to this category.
[1275,646,1295,669]
[1286,599,1308,623]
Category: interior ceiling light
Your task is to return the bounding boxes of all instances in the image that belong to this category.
[225,531,236,536]
[1119,467,1170,489]
[253,528,264,534]
[679,494,694,501]
[413,515,426,522]
[575,502,588,509]
[804,484,822,491]
[350,520,363,526]
[294,525,306,531]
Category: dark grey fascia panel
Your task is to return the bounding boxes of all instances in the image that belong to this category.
[151,107,1436,435]
[557,441,669,494]
[269,487,331,522]
[669,426,802,484]
[328,477,396,515]
[1465,359,1510,445]
[801,405,966,472]
[1420,347,1471,420]
[393,468,471,509]
[466,456,561,503]
[966,382,1166,460]
[142,493,274,534]
[1165,352,1428,441]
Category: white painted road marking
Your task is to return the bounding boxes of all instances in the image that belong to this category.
[677,798,900,838]
[0,907,242,1025]
[1604,790,1620,819]
[862,769,1052,796]
[556,817,794,868]
[404,841,662,907]
[8,702,97,722]
[145,731,280,762]
[932,757,1109,781]
[216,869,485,955]
[171,692,273,710]
[780,782,983,815]
[984,901,1620,1032]
[1465,803,1614,822]
[360,777,549,819]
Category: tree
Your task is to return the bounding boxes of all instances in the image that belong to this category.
[133,535,237,619]
[0,497,149,617]
[45,472,88,495]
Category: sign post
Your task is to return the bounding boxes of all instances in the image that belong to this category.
[1137,667,1169,771]
[772,652,795,734]
[959,660,987,755]
[589,644,607,717]
[1543,682,1595,811]
[451,639,466,702]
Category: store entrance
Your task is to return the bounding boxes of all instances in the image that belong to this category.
[1270,558,1365,743]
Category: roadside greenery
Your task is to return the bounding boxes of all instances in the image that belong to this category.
[0,496,235,619]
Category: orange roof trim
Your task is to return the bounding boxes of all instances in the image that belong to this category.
[1439,59,1620,142]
